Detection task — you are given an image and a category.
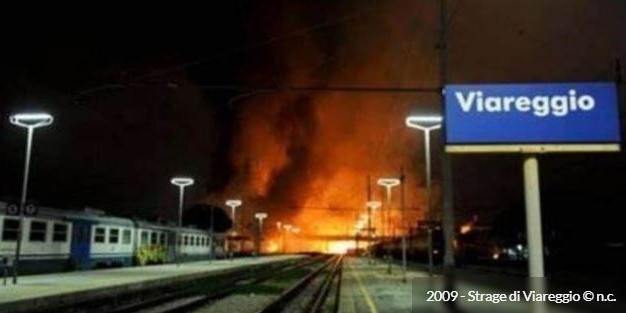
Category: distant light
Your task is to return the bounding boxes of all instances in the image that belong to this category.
[517,244,523,251]
[355,221,365,229]
[10,113,54,128]
[406,115,442,123]
[225,199,242,207]
[366,201,381,210]
[171,177,194,187]
[460,224,472,234]
[328,241,355,254]
[377,178,400,187]
[434,249,439,255]
[492,253,500,260]
[405,115,442,131]
[267,240,279,253]
[255,212,268,219]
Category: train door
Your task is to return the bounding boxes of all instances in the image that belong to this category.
[166,230,176,263]
[70,220,92,269]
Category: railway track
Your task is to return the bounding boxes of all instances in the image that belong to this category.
[258,254,343,313]
[110,254,343,313]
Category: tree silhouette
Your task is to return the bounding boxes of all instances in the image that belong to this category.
[183,203,232,232]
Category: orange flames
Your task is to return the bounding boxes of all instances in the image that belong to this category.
[206,1,443,252]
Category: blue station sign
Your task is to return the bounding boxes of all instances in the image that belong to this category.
[445,82,621,152]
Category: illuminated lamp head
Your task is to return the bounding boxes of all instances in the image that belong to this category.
[405,115,443,131]
[366,201,382,210]
[377,178,400,188]
[225,199,242,208]
[171,177,194,187]
[10,113,54,129]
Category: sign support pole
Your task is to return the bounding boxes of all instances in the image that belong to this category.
[523,155,545,277]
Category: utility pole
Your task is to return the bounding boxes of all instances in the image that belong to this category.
[400,167,408,283]
[367,174,372,261]
[209,206,214,263]
[439,0,456,273]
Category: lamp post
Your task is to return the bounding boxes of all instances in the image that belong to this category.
[254,212,268,256]
[9,113,54,284]
[283,224,292,253]
[355,215,367,251]
[377,178,400,274]
[225,199,242,259]
[291,227,300,253]
[209,205,215,262]
[366,201,381,263]
[225,199,242,234]
[406,115,442,277]
[171,177,194,267]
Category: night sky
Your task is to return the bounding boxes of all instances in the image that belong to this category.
[1,1,625,244]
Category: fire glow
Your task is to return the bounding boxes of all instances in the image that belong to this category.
[206,1,443,252]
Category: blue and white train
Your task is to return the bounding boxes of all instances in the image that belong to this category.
[0,201,225,274]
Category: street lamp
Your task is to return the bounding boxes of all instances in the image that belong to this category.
[366,200,381,263]
[376,178,400,237]
[354,217,367,251]
[377,178,400,274]
[225,199,242,234]
[282,224,293,253]
[9,112,54,284]
[254,212,268,255]
[171,177,194,266]
[406,115,442,277]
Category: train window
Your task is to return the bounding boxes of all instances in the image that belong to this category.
[150,232,158,245]
[29,221,47,242]
[94,227,106,243]
[177,234,182,245]
[159,233,166,245]
[52,223,68,242]
[1,219,20,241]
[183,235,188,246]
[122,229,132,244]
[140,231,148,244]
[195,236,199,246]
[109,228,119,244]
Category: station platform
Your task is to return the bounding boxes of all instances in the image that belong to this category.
[338,257,618,313]
[339,257,420,313]
[0,255,301,313]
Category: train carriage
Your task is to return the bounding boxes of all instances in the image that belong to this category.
[1,201,226,275]
[1,203,73,274]
[65,209,136,270]
[178,227,212,262]
[134,220,176,265]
